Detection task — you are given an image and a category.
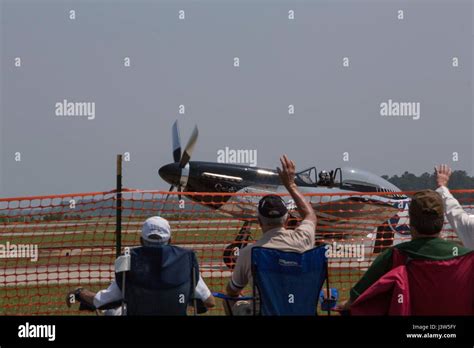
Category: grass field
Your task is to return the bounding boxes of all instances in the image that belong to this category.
[0,268,362,315]
[0,214,370,315]
[1,191,471,315]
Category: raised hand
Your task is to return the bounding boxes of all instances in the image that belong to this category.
[435,164,452,188]
[277,154,296,190]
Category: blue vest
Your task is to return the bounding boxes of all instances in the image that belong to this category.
[116,245,199,315]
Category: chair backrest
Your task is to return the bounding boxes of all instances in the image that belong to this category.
[251,245,328,316]
[393,249,474,315]
[116,245,199,315]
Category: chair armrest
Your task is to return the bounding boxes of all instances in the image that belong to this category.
[96,300,124,311]
[190,298,208,314]
[212,292,253,301]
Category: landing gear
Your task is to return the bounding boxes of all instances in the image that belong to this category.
[222,244,242,269]
[223,221,252,269]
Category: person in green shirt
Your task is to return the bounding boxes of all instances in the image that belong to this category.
[341,189,471,311]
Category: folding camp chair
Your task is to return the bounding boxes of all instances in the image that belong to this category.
[215,245,338,315]
[114,245,201,315]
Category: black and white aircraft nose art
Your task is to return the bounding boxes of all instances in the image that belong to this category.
[158,121,411,269]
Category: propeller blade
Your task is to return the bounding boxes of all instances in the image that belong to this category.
[172,120,182,163]
[179,125,199,168]
[160,185,175,213]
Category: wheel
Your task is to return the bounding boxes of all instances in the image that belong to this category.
[223,243,242,269]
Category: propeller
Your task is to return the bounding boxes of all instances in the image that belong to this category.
[172,120,181,163]
[163,120,199,204]
[179,125,198,169]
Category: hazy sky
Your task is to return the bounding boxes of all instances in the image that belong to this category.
[1,0,472,197]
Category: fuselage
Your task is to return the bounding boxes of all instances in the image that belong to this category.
[159,160,411,256]
[159,161,407,206]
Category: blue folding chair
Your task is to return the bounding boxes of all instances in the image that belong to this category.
[114,245,201,315]
[215,245,337,315]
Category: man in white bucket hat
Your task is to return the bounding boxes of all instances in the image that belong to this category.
[66,216,215,315]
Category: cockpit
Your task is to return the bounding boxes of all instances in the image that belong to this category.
[296,166,405,198]
[296,167,317,185]
[296,167,342,187]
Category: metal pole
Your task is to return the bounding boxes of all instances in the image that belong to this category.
[192,267,197,316]
[325,260,331,316]
[116,154,122,258]
[121,272,126,316]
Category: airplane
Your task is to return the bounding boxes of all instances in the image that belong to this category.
[158,121,411,269]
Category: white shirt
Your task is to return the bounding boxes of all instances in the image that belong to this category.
[93,275,212,315]
[436,186,474,249]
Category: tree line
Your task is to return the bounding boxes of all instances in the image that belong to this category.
[382,170,474,191]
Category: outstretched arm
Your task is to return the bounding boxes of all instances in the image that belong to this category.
[435,164,474,248]
[66,281,122,310]
[196,276,216,308]
[277,155,317,226]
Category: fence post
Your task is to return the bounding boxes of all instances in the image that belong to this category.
[116,154,123,258]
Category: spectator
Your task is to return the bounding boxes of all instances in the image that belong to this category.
[225,155,317,311]
[340,190,473,315]
[435,164,474,249]
[66,216,215,315]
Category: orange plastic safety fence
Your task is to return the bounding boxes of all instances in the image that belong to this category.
[0,189,471,315]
